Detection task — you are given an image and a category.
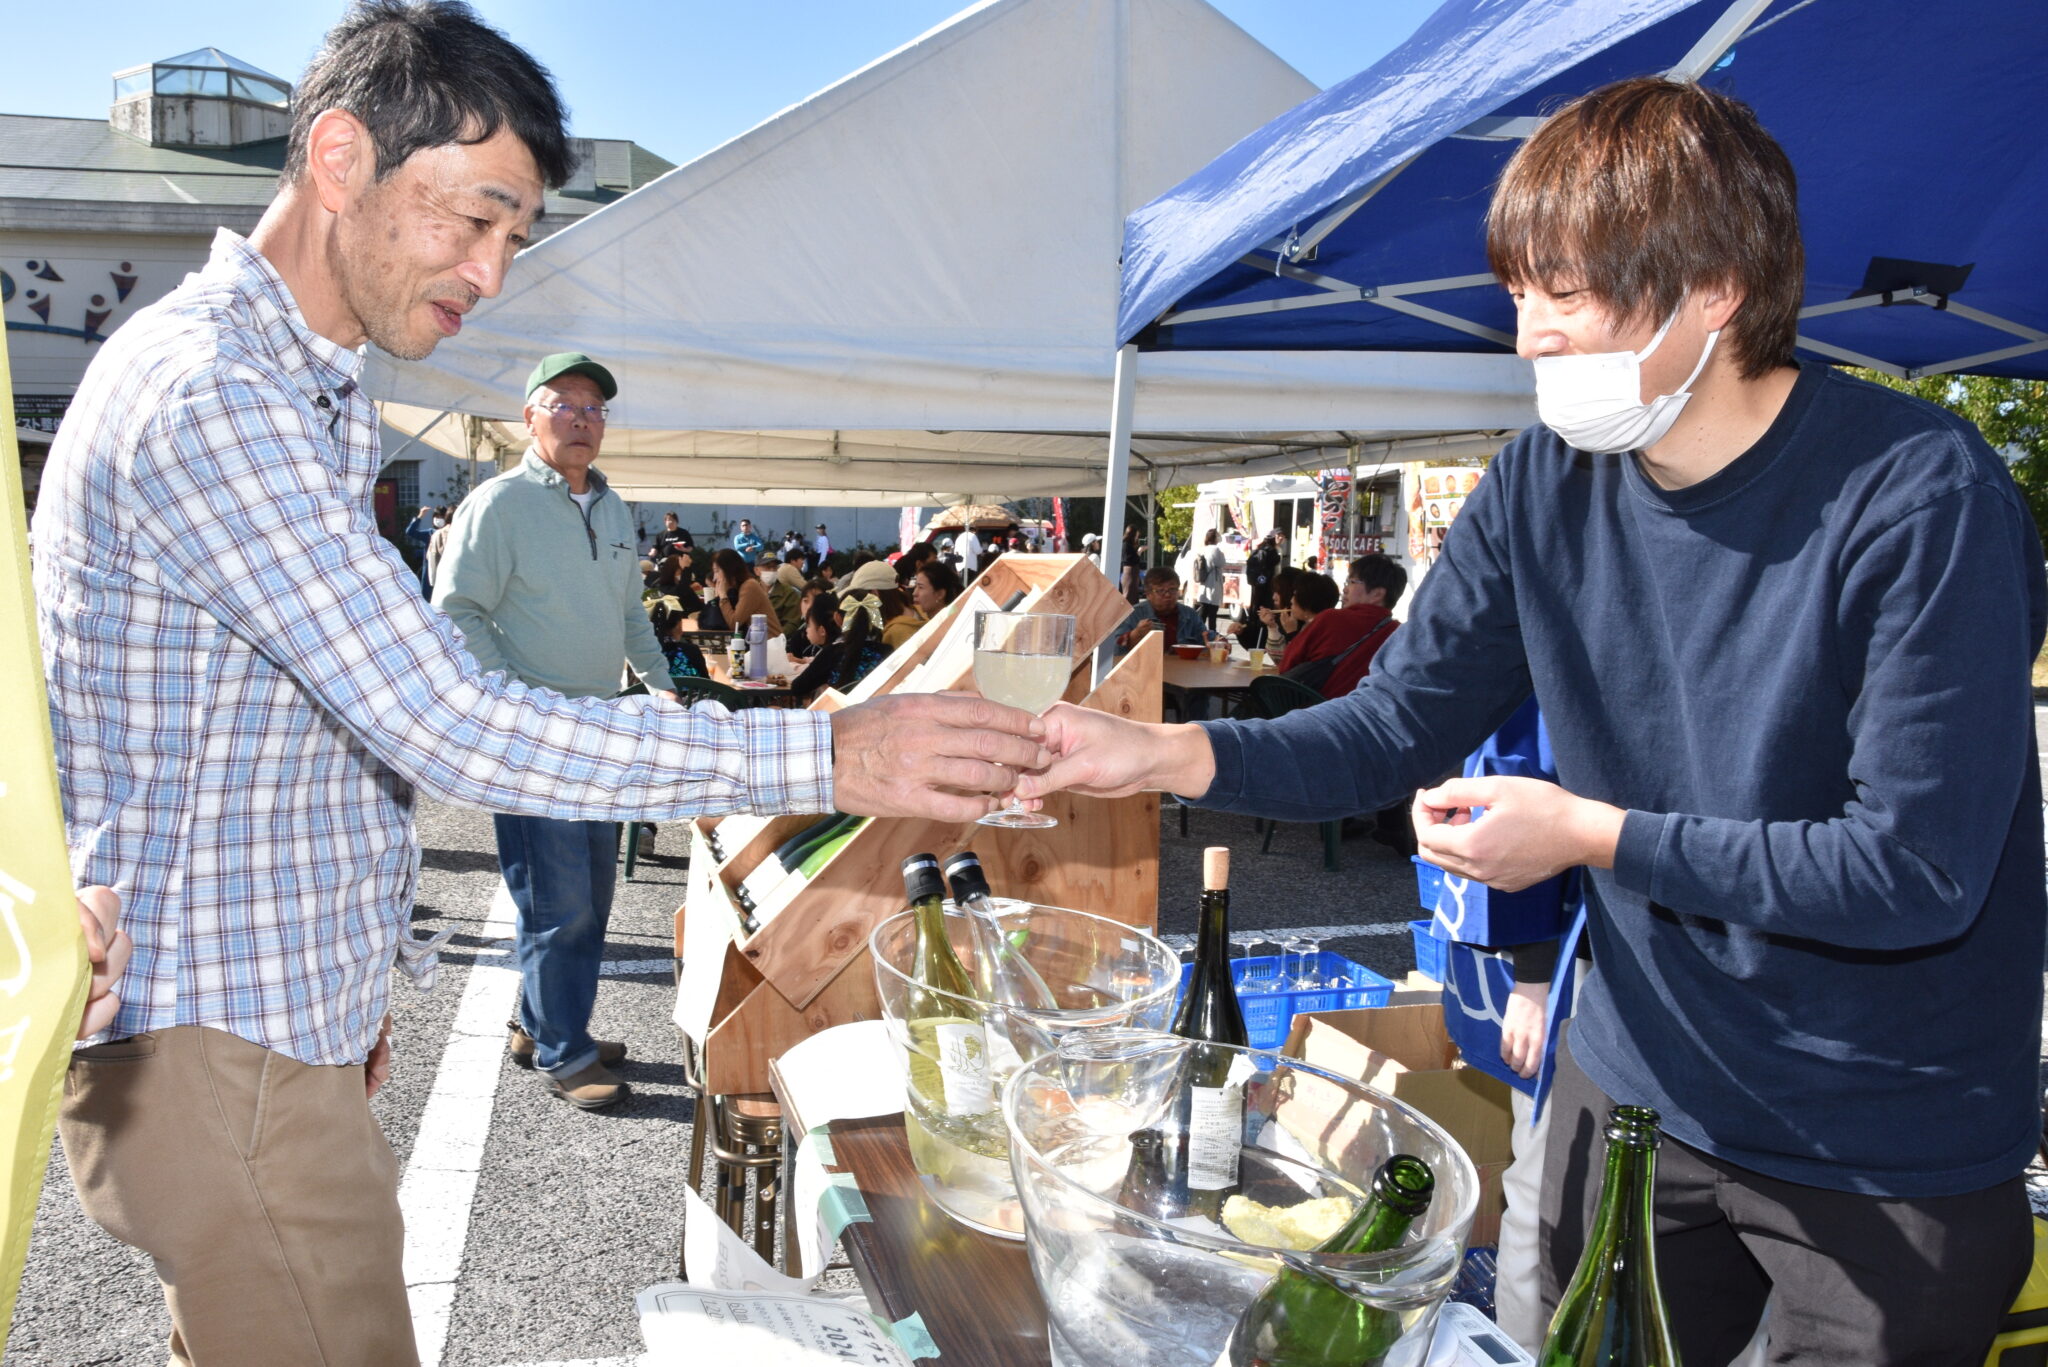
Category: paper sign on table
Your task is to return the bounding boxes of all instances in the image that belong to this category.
[639,1282,921,1365]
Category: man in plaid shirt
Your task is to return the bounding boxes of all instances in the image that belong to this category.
[30,4,1045,1362]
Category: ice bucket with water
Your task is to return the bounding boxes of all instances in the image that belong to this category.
[870,902,1181,1238]
[1003,1030,1479,1367]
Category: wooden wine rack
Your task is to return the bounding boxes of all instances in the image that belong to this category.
[673,554,1163,1097]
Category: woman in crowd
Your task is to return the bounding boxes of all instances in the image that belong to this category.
[1190,528,1225,633]
[646,552,707,617]
[787,578,833,657]
[789,590,890,702]
[1254,565,1304,655]
[1119,525,1143,601]
[841,559,924,649]
[896,540,937,589]
[646,598,710,683]
[701,547,773,635]
[911,559,962,621]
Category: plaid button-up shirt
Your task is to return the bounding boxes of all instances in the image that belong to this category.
[32,231,834,1065]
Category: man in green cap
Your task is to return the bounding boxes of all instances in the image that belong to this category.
[434,352,678,1109]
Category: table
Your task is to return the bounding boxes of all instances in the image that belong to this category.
[1160,653,1267,718]
[824,1116,1051,1367]
[703,655,793,697]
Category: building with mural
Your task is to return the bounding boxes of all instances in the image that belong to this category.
[1,46,673,537]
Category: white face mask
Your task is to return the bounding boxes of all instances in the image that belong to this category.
[1533,308,1719,453]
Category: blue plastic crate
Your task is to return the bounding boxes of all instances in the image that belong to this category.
[1409,919,1445,983]
[1413,854,1567,949]
[1175,952,1395,1054]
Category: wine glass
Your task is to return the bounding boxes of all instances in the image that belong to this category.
[1283,935,1322,990]
[972,610,1077,829]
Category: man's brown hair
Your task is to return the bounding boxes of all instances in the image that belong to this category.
[1485,77,1803,380]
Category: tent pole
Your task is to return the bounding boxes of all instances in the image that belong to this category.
[1095,343,1139,685]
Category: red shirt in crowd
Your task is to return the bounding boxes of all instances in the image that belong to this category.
[1277,603,1398,699]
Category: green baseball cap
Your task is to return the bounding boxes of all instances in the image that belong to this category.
[525,351,618,401]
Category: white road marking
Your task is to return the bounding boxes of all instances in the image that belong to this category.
[400,882,523,1367]
[1157,920,1415,950]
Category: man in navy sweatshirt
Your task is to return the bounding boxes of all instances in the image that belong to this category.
[1024,77,2043,1364]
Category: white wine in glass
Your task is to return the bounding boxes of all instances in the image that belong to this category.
[972,610,1076,829]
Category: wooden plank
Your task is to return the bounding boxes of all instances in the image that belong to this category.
[828,1116,1051,1367]
[700,949,881,1096]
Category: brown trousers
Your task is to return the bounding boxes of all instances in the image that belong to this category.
[59,1026,418,1366]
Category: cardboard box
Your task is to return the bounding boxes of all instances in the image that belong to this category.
[1281,1004,1515,1246]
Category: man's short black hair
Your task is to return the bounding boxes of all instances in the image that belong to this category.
[287,0,573,188]
[1348,553,1408,610]
[1143,566,1179,590]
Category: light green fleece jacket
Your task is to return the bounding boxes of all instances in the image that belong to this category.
[433,450,674,700]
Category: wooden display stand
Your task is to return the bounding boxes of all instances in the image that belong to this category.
[674,554,1161,1097]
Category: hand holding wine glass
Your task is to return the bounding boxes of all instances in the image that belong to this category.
[972,610,1076,829]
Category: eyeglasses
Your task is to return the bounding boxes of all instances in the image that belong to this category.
[541,402,609,422]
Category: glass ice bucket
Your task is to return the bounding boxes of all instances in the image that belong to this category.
[870,902,1181,1238]
[1003,1031,1479,1367]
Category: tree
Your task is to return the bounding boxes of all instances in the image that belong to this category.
[1852,369,2048,542]
[1154,483,1199,555]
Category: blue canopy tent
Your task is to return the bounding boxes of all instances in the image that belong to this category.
[1090,0,2048,601]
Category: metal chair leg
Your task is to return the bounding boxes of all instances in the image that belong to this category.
[1321,819,1341,872]
[622,820,642,880]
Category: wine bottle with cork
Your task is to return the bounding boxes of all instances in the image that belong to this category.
[1174,846,1250,1217]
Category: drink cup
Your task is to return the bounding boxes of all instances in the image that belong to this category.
[1207,640,1228,664]
[1247,648,1268,670]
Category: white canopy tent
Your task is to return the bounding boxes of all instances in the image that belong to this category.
[368,0,1533,505]
[380,402,1511,507]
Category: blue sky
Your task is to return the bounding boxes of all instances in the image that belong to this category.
[9,1,1441,164]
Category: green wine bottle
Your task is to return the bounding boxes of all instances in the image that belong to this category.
[1173,845,1249,1219]
[899,854,993,1121]
[737,813,855,911]
[1225,1154,1436,1367]
[750,816,868,925]
[1539,1106,1679,1367]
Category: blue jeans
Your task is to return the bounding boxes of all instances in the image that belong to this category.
[493,814,618,1075]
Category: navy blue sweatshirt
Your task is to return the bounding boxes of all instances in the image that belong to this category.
[1198,364,2046,1196]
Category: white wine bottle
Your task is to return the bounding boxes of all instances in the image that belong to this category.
[899,854,994,1120]
[1174,845,1249,1218]
[940,851,1060,1011]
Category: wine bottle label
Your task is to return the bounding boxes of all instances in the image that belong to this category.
[1186,1083,1243,1190]
[933,1020,993,1115]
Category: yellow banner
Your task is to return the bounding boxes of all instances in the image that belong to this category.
[0,328,91,1341]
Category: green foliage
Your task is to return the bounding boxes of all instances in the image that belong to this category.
[1154,483,1199,554]
[1851,369,2048,542]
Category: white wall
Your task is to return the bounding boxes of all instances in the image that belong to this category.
[618,501,917,557]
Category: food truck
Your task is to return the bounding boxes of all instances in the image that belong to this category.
[1173,463,1487,621]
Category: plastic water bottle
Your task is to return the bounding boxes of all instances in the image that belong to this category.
[747,614,769,681]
